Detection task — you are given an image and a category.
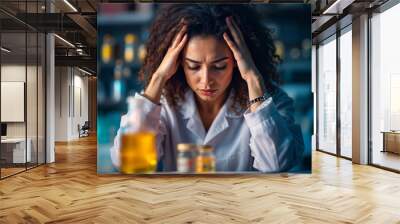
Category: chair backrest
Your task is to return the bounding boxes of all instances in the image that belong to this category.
[82,121,90,129]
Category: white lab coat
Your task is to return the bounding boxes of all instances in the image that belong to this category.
[110,87,304,172]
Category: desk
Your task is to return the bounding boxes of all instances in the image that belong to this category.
[381,131,400,154]
[1,138,31,163]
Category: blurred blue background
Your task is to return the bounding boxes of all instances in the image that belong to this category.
[97,3,312,174]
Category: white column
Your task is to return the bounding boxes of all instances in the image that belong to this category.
[352,14,369,164]
[46,1,55,163]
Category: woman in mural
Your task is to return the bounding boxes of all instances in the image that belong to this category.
[111,4,304,172]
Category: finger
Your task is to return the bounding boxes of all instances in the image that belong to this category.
[180,17,187,25]
[172,25,187,48]
[226,17,242,46]
[229,17,245,41]
[223,32,240,58]
[172,25,186,47]
[176,33,188,51]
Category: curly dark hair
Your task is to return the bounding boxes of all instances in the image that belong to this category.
[139,3,280,112]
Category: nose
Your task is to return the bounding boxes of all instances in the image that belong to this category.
[199,68,213,88]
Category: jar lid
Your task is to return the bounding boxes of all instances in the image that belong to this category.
[177,143,196,152]
[197,145,214,152]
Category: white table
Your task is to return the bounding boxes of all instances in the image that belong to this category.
[1,138,31,163]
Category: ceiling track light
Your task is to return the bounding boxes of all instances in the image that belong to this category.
[54,34,75,48]
[1,47,11,53]
[322,0,355,15]
[78,67,93,76]
[63,0,78,12]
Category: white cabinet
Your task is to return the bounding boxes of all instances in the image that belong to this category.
[1,138,32,163]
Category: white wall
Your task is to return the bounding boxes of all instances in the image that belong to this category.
[54,67,69,141]
[54,66,89,141]
[1,65,37,138]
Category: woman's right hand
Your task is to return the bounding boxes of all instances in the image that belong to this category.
[144,24,188,104]
[154,24,188,81]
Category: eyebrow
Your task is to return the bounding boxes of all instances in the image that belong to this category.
[185,57,229,64]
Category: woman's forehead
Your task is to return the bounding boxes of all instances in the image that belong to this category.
[183,35,231,60]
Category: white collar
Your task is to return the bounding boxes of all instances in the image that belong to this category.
[178,89,245,119]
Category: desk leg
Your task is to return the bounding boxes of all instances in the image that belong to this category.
[382,133,386,153]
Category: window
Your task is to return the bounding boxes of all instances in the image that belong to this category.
[339,27,352,158]
[370,2,400,171]
[317,35,337,154]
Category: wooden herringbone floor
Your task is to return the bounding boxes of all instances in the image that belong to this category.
[1,135,400,223]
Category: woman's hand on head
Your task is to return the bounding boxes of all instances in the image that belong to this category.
[154,24,188,82]
[223,16,262,83]
[223,16,267,111]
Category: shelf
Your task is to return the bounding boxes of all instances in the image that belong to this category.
[98,12,153,26]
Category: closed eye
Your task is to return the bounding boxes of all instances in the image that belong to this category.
[187,65,200,70]
[214,64,227,70]
[185,61,227,71]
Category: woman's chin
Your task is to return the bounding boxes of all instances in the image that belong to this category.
[198,95,216,102]
[195,91,219,102]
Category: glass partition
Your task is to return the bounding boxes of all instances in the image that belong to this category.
[317,35,337,155]
[0,0,46,179]
[1,30,28,177]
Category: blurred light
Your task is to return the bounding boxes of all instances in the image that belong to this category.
[290,48,301,59]
[113,80,122,102]
[102,35,113,63]
[138,44,147,62]
[63,0,78,12]
[1,47,11,53]
[302,39,311,58]
[124,34,136,63]
[123,67,131,78]
[274,41,285,59]
[302,39,311,50]
[54,34,75,48]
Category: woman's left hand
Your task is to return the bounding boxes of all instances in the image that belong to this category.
[223,16,261,83]
[224,16,267,112]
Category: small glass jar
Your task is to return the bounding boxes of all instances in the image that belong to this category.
[196,145,215,173]
[176,143,196,173]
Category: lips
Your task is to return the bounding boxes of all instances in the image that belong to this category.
[199,89,217,96]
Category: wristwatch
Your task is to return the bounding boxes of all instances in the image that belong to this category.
[248,91,272,106]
